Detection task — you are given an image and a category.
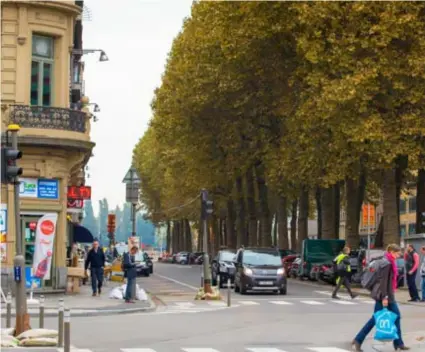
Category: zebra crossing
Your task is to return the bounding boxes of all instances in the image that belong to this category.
[18,346,357,352]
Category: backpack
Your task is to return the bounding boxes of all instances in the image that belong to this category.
[332,255,347,273]
[361,257,389,291]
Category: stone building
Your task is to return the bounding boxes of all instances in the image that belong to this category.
[1,0,96,290]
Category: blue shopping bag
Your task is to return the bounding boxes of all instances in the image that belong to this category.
[373,308,399,341]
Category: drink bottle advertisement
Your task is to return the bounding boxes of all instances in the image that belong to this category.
[32,213,58,280]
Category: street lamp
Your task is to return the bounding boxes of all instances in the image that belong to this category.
[72,49,109,62]
[86,103,100,112]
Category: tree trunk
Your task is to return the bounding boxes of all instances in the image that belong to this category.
[222,219,227,245]
[315,188,322,239]
[226,198,236,249]
[197,221,202,252]
[184,219,192,252]
[166,220,171,253]
[290,200,298,250]
[171,221,177,253]
[272,213,278,246]
[321,186,338,239]
[383,168,400,247]
[245,167,257,246]
[255,162,272,247]
[235,176,246,248]
[416,168,425,234]
[297,188,309,252]
[277,195,289,249]
[334,183,341,238]
[345,178,362,248]
[213,216,220,255]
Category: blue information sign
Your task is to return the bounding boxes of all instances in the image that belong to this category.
[25,267,41,289]
[14,266,21,282]
[37,179,59,199]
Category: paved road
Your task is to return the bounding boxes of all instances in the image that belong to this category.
[2,263,424,352]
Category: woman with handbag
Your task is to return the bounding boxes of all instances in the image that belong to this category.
[352,243,409,351]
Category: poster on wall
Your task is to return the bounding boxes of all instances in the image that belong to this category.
[32,213,58,280]
[0,203,7,263]
[19,178,59,200]
[128,236,140,252]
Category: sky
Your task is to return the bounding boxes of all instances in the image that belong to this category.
[81,0,193,215]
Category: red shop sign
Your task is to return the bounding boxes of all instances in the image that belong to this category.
[67,199,84,209]
[67,186,91,200]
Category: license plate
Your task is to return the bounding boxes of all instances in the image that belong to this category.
[259,281,273,285]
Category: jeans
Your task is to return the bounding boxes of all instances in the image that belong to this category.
[406,271,419,300]
[354,300,404,349]
[421,276,425,301]
[90,267,103,294]
[332,275,353,297]
[125,276,135,301]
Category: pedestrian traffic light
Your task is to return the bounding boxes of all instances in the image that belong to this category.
[1,146,22,184]
[107,214,116,233]
[201,189,213,219]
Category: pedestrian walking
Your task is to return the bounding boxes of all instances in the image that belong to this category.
[404,244,420,302]
[84,239,105,297]
[352,244,409,351]
[123,246,138,303]
[420,246,425,302]
[332,246,357,299]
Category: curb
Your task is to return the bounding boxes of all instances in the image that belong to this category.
[288,278,424,307]
[1,297,157,317]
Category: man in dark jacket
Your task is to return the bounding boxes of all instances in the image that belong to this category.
[332,246,357,299]
[84,239,105,296]
[123,246,138,303]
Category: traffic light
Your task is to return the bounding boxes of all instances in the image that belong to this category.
[107,214,116,233]
[201,189,213,219]
[1,146,22,184]
[422,211,425,229]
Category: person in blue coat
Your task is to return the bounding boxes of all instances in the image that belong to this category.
[123,246,138,303]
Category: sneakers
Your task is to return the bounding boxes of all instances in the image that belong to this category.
[351,340,362,352]
[92,292,96,297]
[98,287,102,295]
[395,346,410,351]
[125,299,135,303]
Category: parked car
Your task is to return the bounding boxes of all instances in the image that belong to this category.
[135,251,153,277]
[289,257,302,278]
[320,263,336,284]
[234,247,287,295]
[211,250,236,287]
[279,249,298,259]
[194,253,204,265]
[176,252,189,264]
[282,254,299,275]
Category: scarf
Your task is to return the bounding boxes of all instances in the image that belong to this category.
[384,252,398,292]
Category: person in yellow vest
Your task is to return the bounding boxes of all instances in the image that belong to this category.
[332,246,358,299]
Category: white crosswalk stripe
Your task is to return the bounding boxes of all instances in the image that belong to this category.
[182,349,221,352]
[237,300,260,305]
[121,349,157,352]
[331,300,356,305]
[113,347,352,352]
[246,348,289,352]
[206,301,226,307]
[300,300,325,305]
[315,290,375,304]
[269,301,293,305]
[307,348,351,352]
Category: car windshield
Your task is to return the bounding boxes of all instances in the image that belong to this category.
[279,249,297,257]
[243,251,281,266]
[220,251,235,262]
[134,251,145,262]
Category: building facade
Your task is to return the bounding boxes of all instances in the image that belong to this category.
[1,0,94,290]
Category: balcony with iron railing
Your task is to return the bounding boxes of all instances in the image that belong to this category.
[1,103,93,150]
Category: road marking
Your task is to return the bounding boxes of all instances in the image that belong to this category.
[246,348,288,352]
[331,300,357,305]
[121,349,157,352]
[206,301,226,306]
[307,348,351,352]
[182,349,221,352]
[300,300,325,305]
[174,301,196,307]
[237,300,260,305]
[269,301,293,305]
[153,273,198,290]
[362,300,375,304]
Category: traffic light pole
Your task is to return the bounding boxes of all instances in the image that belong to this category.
[131,202,136,237]
[9,126,30,335]
[201,190,212,294]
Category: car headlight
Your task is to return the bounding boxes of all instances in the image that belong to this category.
[277,268,285,275]
[244,267,253,276]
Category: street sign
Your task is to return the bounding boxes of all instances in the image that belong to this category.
[122,166,141,184]
[67,186,91,200]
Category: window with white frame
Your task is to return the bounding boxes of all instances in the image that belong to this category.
[31,35,54,106]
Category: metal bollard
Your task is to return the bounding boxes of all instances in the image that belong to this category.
[6,291,12,328]
[227,278,231,307]
[64,309,71,352]
[39,295,45,328]
[58,298,64,347]
[201,272,204,287]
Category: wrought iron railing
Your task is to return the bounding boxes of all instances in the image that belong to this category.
[8,105,86,133]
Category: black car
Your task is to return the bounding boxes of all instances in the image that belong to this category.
[234,247,287,295]
[211,250,236,288]
[135,251,153,276]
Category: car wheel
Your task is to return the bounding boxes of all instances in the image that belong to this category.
[150,267,153,274]
[218,276,224,289]
[234,282,240,293]
[144,271,150,277]
[240,286,247,294]
[280,287,287,295]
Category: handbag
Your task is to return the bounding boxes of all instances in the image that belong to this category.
[373,308,399,341]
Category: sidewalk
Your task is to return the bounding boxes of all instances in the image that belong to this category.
[351,287,424,307]
[0,281,156,317]
[363,331,425,352]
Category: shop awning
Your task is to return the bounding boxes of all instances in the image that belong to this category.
[72,224,94,243]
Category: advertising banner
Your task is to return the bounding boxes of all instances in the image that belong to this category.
[1,203,7,263]
[32,213,58,280]
[19,178,59,200]
[128,236,140,252]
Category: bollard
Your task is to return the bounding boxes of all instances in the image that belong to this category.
[58,298,64,347]
[227,278,231,307]
[201,271,204,287]
[64,309,71,352]
[6,291,12,328]
[39,295,45,328]
[216,274,220,288]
